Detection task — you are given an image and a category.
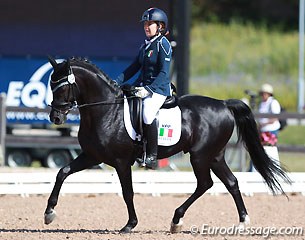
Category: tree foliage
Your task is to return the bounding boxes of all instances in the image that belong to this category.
[192,0,299,31]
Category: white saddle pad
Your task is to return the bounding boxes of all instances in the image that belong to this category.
[123,97,182,146]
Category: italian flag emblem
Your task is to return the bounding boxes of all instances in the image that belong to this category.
[148,50,153,57]
[159,128,173,137]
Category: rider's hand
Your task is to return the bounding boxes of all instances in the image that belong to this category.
[134,87,150,98]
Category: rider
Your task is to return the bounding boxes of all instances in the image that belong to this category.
[116,8,172,169]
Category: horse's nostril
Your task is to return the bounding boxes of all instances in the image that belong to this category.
[54,117,61,125]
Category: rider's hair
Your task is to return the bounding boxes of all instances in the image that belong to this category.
[158,22,170,40]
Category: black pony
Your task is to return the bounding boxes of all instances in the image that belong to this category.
[45,57,290,233]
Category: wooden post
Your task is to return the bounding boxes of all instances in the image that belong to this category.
[0,93,6,166]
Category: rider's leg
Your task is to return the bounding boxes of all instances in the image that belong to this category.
[143,118,158,169]
[142,93,166,169]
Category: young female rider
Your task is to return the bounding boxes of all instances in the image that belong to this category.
[116,8,172,169]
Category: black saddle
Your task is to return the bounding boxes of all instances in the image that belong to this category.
[162,94,178,109]
[121,84,178,140]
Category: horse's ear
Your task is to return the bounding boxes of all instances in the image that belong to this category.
[48,56,58,70]
[66,58,71,67]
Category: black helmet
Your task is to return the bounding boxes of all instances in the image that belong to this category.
[141,8,168,28]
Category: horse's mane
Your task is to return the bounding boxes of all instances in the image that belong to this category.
[70,57,120,93]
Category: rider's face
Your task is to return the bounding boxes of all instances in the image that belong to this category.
[143,21,158,38]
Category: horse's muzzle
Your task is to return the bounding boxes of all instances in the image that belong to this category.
[49,109,67,125]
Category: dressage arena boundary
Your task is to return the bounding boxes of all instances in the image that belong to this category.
[0,171,304,197]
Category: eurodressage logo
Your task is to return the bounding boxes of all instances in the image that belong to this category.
[190,224,304,238]
[148,50,153,57]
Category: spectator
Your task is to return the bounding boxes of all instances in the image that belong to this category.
[257,83,281,140]
[250,83,281,172]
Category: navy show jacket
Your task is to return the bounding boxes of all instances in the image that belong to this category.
[116,34,172,96]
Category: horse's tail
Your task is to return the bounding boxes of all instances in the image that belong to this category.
[225,99,291,195]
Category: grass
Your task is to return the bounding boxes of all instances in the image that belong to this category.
[278,125,305,145]
[191,22,299,77]
[189,22,299,110]
[280,152,305,172]
[278,126,305,171]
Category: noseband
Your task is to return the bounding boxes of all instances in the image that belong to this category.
[50,67,79,114]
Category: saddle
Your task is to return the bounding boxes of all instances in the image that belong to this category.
[121,84,178,138]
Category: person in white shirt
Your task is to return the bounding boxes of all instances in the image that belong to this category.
[258,83,281,136]
[249,83,282,172]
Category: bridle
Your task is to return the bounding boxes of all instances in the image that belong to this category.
[50,67,79,114]
[49,66,137,114]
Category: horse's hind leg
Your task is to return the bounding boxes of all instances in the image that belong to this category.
[211,152,250,227]
[44,152,97,224]
[170,154,213,233]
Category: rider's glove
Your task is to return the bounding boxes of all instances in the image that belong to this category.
[134,87,150,98]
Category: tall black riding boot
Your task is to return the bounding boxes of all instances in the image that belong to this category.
[144,119,158,170]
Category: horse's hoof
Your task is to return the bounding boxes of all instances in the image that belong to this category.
[120,226,132,233]
[44,209,56,225]
[170,219,183,233]
[238,215,250,229]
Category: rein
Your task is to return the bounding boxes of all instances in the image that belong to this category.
[77,95,137,109]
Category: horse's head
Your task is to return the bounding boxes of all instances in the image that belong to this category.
[48,56,123,124]
[48,57,78,125]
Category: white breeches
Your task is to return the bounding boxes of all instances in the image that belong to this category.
[142,93,167,124]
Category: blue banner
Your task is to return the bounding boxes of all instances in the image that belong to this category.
[0,57,133,124]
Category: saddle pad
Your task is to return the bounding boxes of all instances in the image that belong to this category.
[123,97,182,146]
[157,107,181,146]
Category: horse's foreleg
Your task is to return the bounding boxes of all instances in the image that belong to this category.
[116,165,138,233]
[44,153,94,224]
[211,157,250,228]
[171,155,213,233]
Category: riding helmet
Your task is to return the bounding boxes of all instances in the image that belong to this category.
[141,8,168,29]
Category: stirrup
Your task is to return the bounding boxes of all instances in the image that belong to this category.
[145,155,158,170]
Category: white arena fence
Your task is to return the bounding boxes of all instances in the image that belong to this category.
[0,171,304,197]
